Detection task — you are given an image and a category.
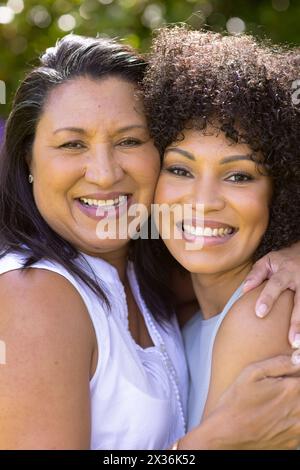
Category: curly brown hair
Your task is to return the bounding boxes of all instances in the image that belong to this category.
[142,26,300,259]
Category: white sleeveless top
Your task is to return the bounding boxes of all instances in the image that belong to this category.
[0,250,188,450]
[182,284,243,430]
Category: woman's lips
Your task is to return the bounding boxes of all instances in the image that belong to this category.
[175,220,238,247]
[182,230,237,247]
[74,195,132,221]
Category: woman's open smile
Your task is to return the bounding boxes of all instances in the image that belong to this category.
[178,219,238,246]
[75,192,133,221]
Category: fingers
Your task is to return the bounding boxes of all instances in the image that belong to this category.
[254,270,290,318]
[243,256,272,294]
[244,355,300,381]
[288,291,300,348]
[255,269,300,348]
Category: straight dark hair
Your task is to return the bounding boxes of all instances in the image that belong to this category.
[0,34,175,324]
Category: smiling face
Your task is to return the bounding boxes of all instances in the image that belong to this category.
[29,76,160,256]
[154,127,272,275]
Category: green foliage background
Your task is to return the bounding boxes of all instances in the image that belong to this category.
[0,0,299,118]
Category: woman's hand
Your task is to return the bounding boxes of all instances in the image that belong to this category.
[243,241,300,348]
[179,354,300,450]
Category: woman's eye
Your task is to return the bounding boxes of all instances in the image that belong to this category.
[225,173,254,183]
[59,141,86,150]
[166,167,192,177]
[118,138,142,147]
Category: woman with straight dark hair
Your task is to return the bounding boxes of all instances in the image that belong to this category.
[0,34,300,449]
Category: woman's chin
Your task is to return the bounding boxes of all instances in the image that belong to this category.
[66,231,130,255]
[169,249,235,275]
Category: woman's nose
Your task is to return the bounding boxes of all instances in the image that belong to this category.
[84,144,124,187]
[193,177,226,213]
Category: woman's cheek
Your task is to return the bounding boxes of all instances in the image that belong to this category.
[155,176,174,204]
[136,156,161,188]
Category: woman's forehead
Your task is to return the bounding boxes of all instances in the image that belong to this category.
[37,77,145,134]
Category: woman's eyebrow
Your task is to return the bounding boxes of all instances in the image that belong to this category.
[115,125,148,133]
[220,154,254,164]
[165,147,195,160]
[53,127,86,135]
[165,148,254,164]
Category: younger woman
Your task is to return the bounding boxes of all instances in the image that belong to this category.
[143,27,300,447]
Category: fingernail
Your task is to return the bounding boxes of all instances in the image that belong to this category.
[243,280,253,291]
[256,303,268,318]
[292,334,300,349]
[291,350,300,365]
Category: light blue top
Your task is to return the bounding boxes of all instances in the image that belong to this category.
[182,283,244,430]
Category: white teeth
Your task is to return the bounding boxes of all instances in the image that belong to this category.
[79,195,127,208]
[183,224,235,237]
[223,227,234,235]
[203,227,213,236]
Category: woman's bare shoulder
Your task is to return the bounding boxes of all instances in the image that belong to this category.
[0,266,89,313]
[221,282,293,357]
[0,268,94,449]
[203,282,294,417]
[0,267,95,359]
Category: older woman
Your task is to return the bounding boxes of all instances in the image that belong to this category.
[0,33,300,450]
[143,26,300,447]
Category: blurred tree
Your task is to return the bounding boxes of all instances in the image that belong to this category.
[0,0,299,117]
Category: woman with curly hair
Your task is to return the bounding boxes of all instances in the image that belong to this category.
[142,26,300,446]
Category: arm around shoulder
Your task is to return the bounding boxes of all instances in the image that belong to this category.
[0,268,95,449]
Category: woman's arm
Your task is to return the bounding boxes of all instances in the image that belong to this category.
[0,268,95,449]
[174,282,300,449]
[197,282,298,448]
[179,354,300,449]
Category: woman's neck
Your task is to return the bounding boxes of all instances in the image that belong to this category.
[81,246,128,282]
[192,261,253,320]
